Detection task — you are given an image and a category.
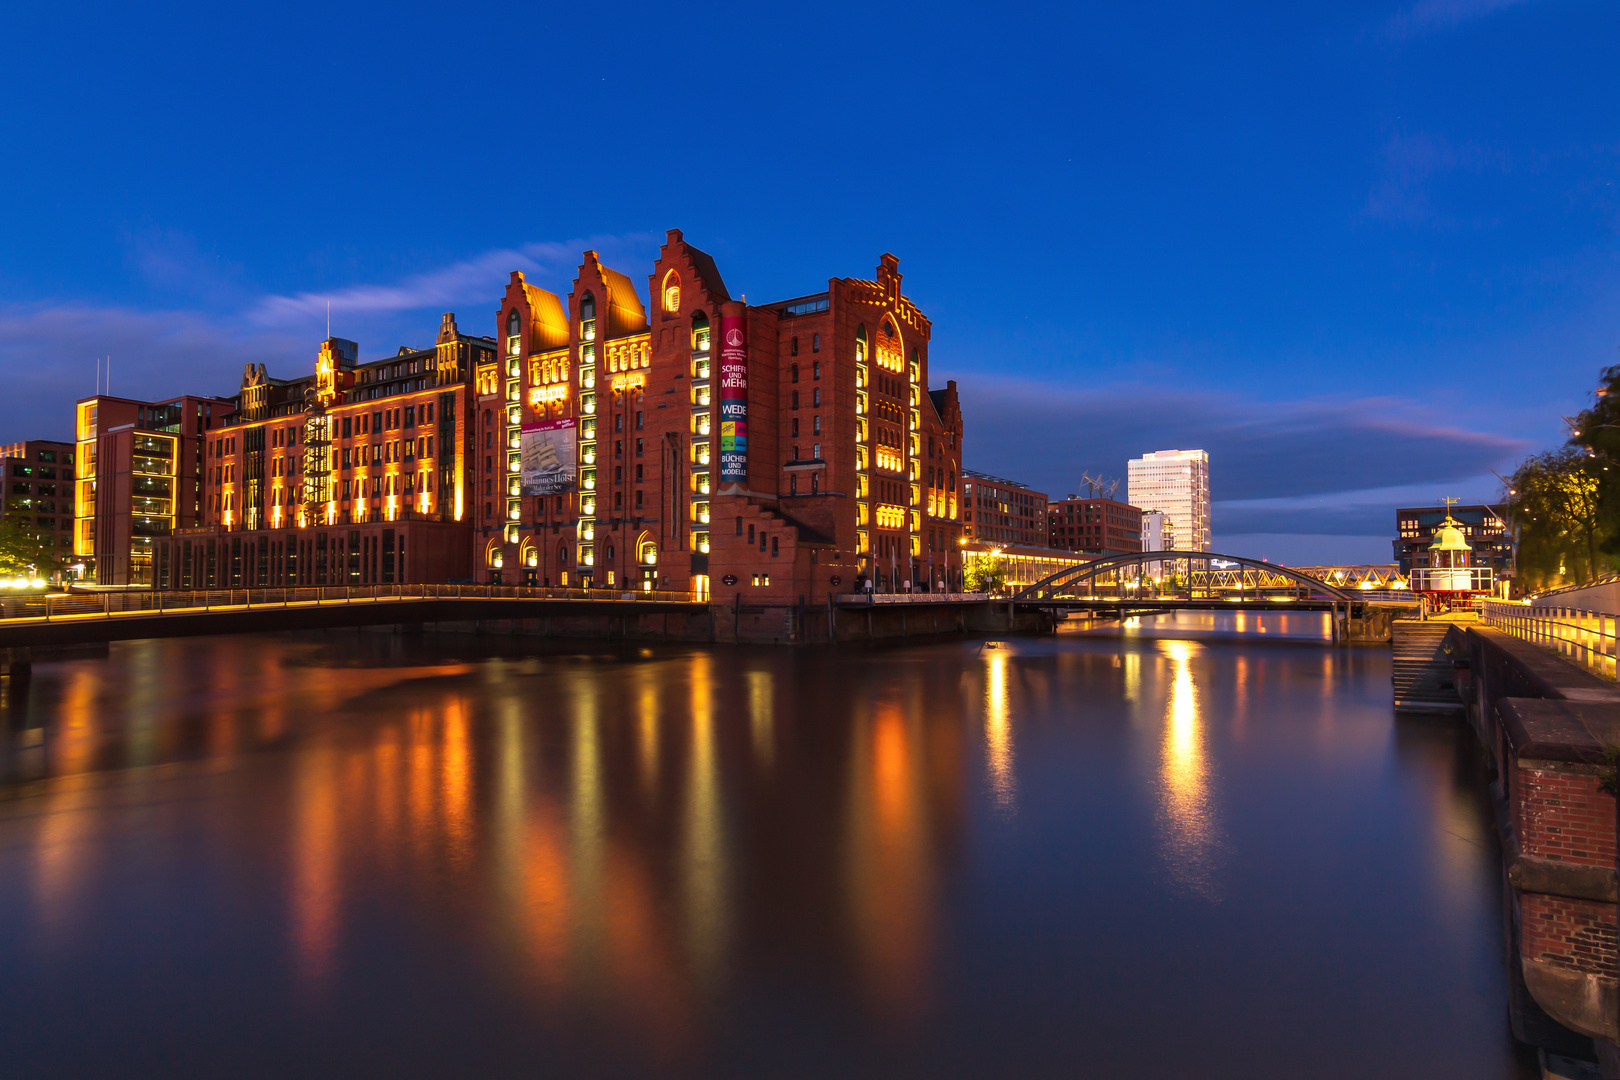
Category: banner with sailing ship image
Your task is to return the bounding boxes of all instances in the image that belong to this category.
[520,417,577,496]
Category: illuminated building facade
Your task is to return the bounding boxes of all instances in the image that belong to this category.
[962,470,1048,547]
[1126,449,1210,551]
[1,440,77,575]
[486,233,964,597]
[1046,496,1143,556]
[73,395,224,585]
[125,315,489,588]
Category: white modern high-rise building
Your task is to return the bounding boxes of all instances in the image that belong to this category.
[1127,449,1210,551]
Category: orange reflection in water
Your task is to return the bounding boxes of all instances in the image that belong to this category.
[291,739,341,987]
[983,650,1016,812]
[847,698,932,1019]
[1157,639,1221,897]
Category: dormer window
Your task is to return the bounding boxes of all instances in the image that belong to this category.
[507,310,521,357]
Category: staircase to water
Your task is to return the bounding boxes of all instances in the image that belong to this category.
[1392,619,1464,712]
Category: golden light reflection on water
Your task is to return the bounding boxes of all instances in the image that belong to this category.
[1157,639,1221,897]
[683,653,727,994]
[747,669,774,769]
[847,697,932,1019]
[984,649,1015,812]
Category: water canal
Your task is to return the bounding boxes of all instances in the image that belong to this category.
[0,614,1536,1077]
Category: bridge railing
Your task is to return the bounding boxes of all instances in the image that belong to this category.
[1480,600,1618,681]
[0,583,703,624]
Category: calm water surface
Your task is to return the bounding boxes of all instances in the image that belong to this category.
[0,614,1536,1078]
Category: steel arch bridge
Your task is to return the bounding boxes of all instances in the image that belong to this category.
[1011,550,1357,609]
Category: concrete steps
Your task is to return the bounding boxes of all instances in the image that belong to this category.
[1392,620,1462,712]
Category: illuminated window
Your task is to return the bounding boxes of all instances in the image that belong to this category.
[580,292,596,341]
[692,311,710,352]
[855,325,866,363]
[506,309,521,356]
[662,271,681,313]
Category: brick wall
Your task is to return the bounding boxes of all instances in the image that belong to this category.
[1517,767,1618,868]
[1523,893,1620,977]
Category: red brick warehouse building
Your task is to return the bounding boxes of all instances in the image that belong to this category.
[78,316,492,588]
[486,231,965,601]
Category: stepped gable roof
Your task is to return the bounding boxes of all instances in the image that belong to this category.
[681,239,731,304]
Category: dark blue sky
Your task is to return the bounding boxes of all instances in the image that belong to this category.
[2,0,1615,563]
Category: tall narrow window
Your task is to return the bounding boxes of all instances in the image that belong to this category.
[791,363,799,383]
[692,311,710,352]
[791,337,799,357]
[662,271,681,313]
[812,333,820,353]
[854,326,866,362]
[581,292,596,341]
[506,310,521,356]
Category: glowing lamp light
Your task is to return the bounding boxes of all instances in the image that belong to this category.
[529,385,568,405]
[29,578,45,589]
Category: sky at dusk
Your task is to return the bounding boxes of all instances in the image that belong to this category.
[2,0,1616,564]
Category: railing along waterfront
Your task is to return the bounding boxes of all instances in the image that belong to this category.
[0,583,702,625]
[1480,600,1618,681]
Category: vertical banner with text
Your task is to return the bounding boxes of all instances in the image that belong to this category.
[718,307,748,484]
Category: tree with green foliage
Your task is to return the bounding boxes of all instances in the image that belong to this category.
[1567,361,1620,561]
[1503,447,1610,591]
[0,501,62,579]
[964,556,1007,595]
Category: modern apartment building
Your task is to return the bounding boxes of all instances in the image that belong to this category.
[1126,449,1210,551]
[1141,511,1168,552]
[1393,504,1513,577]
[1,440,76,574]
[73,396,225,585]
[961,470,1048,548]
[1046,496,1143,556]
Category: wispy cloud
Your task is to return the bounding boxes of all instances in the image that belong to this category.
[945,372,1528,514]
[0,231,663,440]
[0,303,303,441]
[1387,0,1544,38]
[248,233,661,327]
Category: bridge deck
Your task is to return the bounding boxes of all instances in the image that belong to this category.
[0,586,710,649]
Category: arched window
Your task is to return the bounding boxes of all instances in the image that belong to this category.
[638,536,658,565]
[855,325,867,363]
[506,310,521,357]
[662,271,681,314]
[580,291,596,342]
[691,311,710,352]
[558,543,570,566]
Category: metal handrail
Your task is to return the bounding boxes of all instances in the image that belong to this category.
[0,582,703,626]
[1480,600,1618,681]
